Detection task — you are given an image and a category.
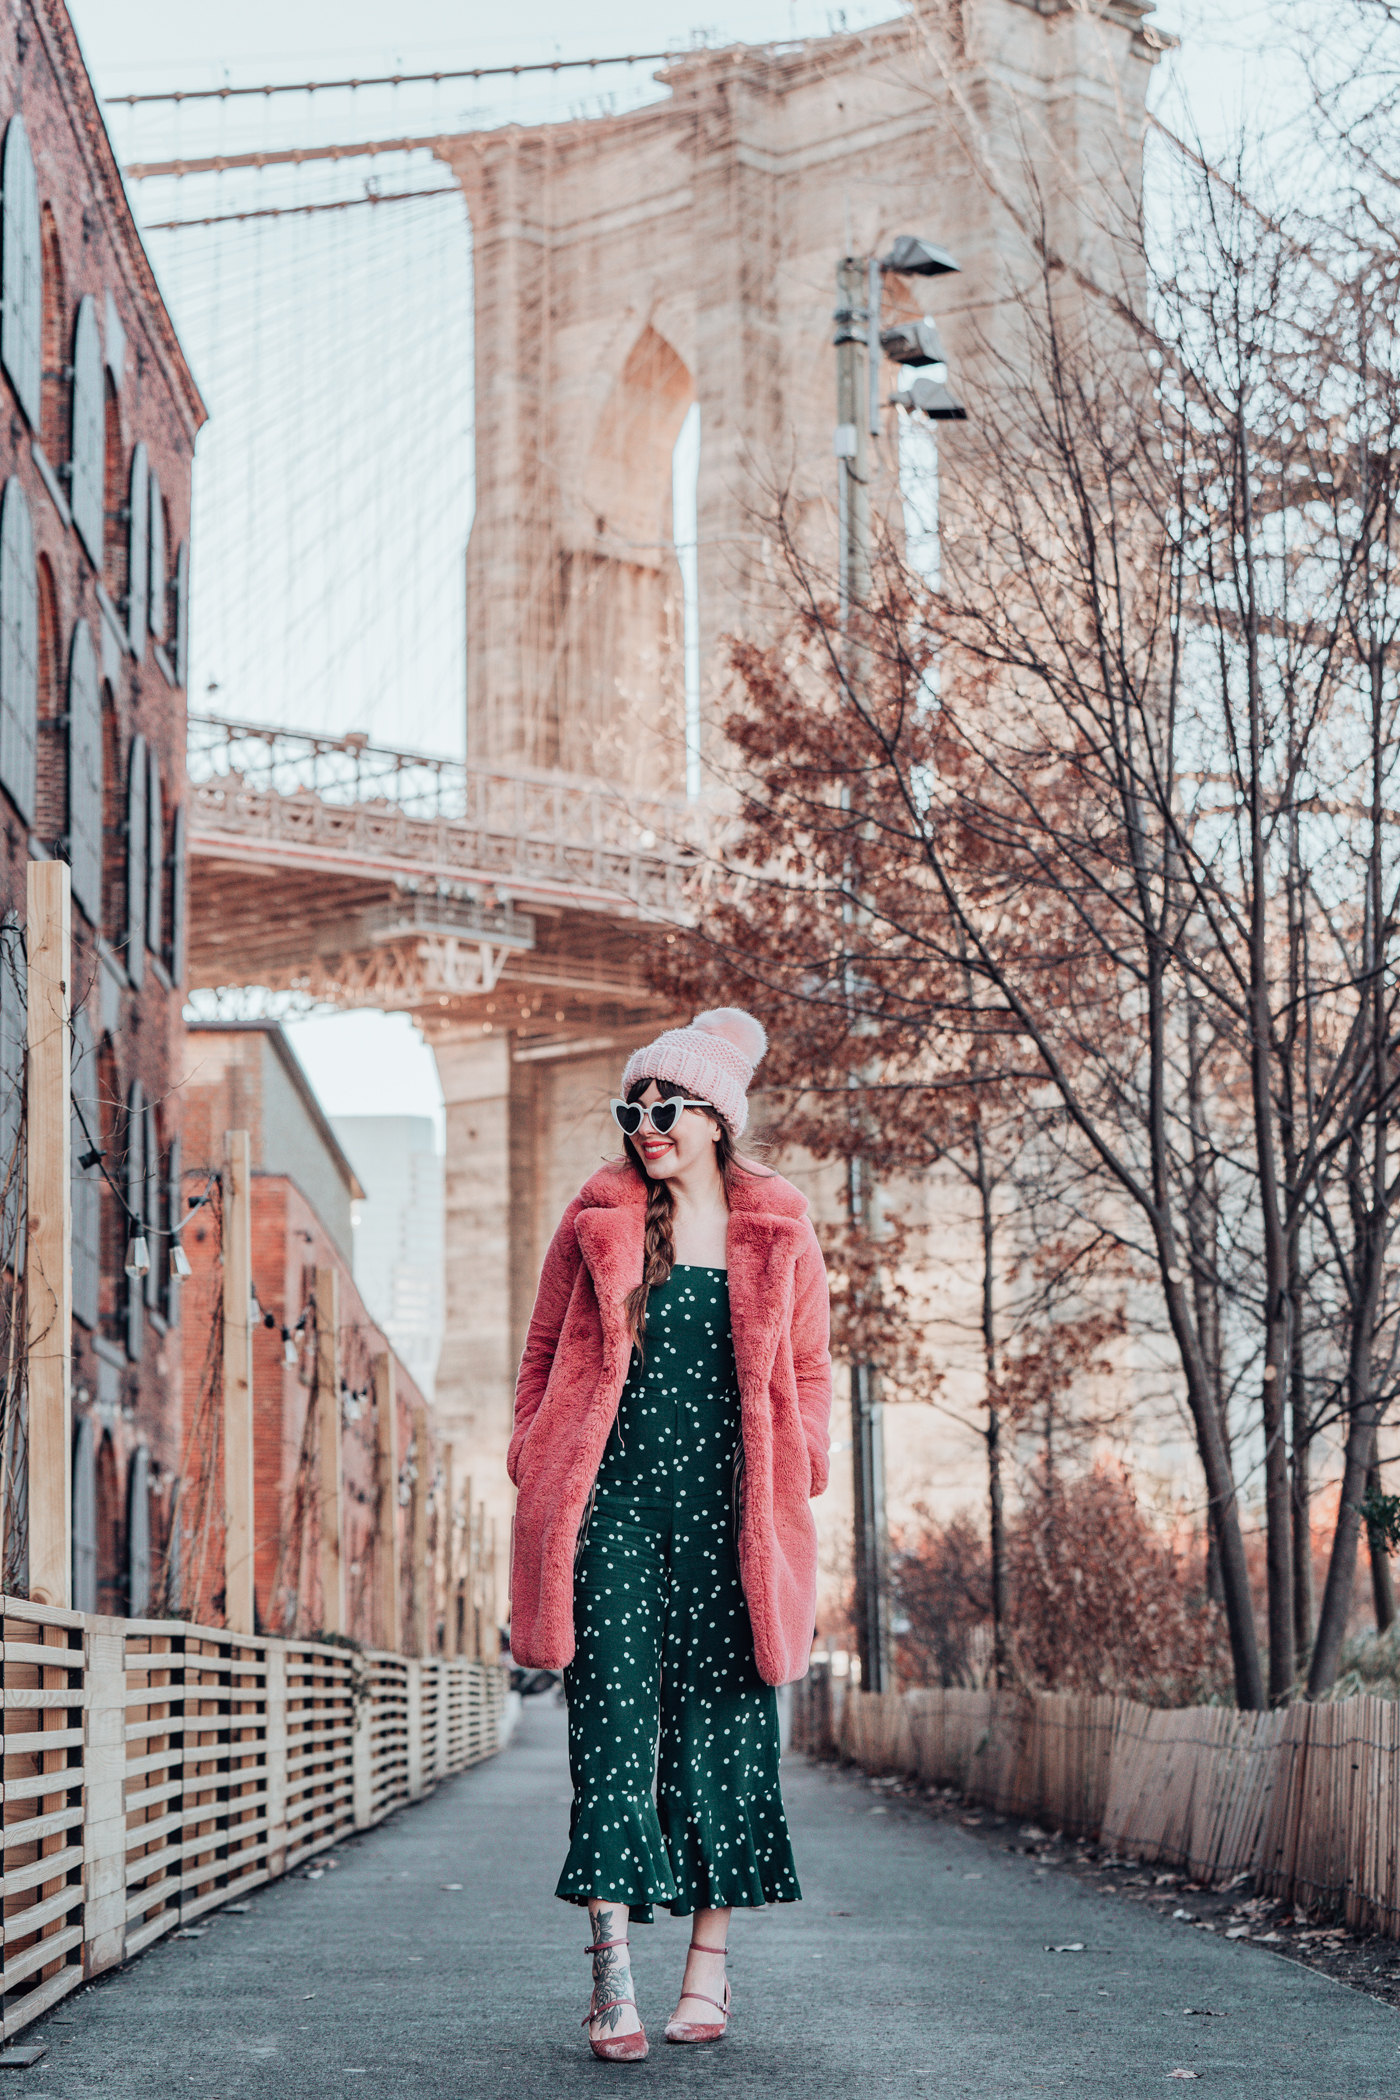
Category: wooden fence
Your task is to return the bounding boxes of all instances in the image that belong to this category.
[0,1593,509,2042]
[794,1666,1400,1938]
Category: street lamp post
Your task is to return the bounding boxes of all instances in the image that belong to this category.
[831,235,965,1696]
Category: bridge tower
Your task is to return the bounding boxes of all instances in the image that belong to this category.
[431,1,1163,1616]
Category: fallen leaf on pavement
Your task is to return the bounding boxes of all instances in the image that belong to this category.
[1171,1909,1194,1920]
[1045,1943,1086,1953]
[1183,2009,1227,2017]
[1168,2072,1201,2080]
[1224,1926,1250,1939]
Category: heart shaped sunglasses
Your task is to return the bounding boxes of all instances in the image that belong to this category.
[610,1097,712,1138]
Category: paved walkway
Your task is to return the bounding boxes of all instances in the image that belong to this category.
[20,1697,1400,2098]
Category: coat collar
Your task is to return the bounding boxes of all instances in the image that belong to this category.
[571,1160,812,1340]
[574,1158,811,1224]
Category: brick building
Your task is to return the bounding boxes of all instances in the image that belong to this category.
[0,4,204,1613]
[181,1024,441,1647]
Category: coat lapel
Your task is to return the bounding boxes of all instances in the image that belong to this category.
[727,1210,807,1399]
[574,1198,644,1358]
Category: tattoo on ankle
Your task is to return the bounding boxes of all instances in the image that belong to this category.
[590,1906,631,2033]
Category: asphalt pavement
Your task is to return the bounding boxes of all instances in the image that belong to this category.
[16,1694,1400,2098]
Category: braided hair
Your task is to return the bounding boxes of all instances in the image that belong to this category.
[620,1074,740,1356]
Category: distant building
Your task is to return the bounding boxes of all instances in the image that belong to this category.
[332,1116,444,1404]
[180,1024,439,1644]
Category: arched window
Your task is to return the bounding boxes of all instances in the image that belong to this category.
[71,1005,100,1329]
[34,555,61,851]
[100,679,120,938]
[148,475,166,645]
[169,799,186,984]
[145,740,161,957]
[39,205,65,468]
[66,618,102,926]
[126,443,149,656]
[94,1429,123,1615]
[102,372,125,607]
[72,1414,97,1614]
[174,540,188,686]
[163,1131,182,1326]
[69,294,103,564]
[125,1077,144,1361]
[127,1445,151,1617]
[124,731,146,987]
[142,1095,158,1312]
[0,476,37,823]
[0,117,41,430]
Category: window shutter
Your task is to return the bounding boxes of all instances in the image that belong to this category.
[165,1132,182,1326]
[127,1444,151,1618]
[148,471,166,642]
[143,1100,158,1309]
[0,476,36,823]
[174,541,188,687]
[125,731,146,988]
[169,799,186,986]
[69,295,103,566]
[125,1078,144,1361]
[126,442,148,656]
[72,1414,97,1614]
[0,914,24,1231]
[66,619,102,925]
[0,118,40,431]
[70,1007,100,1330]
[145,742,161,954]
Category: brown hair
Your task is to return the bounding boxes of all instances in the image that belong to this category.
[620,1075,743,1356]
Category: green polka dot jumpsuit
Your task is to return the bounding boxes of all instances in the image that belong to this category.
[556,1266,801,1922]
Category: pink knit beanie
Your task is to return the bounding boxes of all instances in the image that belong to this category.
[620,1008,768,1137]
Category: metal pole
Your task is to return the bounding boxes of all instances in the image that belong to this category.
[834,255,889,1695]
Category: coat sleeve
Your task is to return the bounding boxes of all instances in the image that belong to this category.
[792,1225,833,1498]
[507,1199,584,1486]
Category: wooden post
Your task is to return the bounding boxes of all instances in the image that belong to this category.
[315,1266,343,1636]
[222,1130,255,1634]
[487,1515,499,1661]
[25,863,72,1607]
[374,1351,399,1652]
[460,1477,475,1660]
[473,1497,486,1661]
[440,1442,456,1658]
[411,1403,429,1657]
[82,1624,126,1974]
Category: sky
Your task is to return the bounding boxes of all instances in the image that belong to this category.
[64,0,1298,1136]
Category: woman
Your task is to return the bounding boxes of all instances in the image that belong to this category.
[508,1008,833,2062]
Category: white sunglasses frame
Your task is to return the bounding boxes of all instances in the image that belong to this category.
[610,1097,714,1137]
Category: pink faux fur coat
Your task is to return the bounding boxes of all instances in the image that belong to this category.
[507,1160,833,1686]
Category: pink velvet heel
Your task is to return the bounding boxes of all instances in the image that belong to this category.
[583,1934,649,2062]
[665,1938,731,2044]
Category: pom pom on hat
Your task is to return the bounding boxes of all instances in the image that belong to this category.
[692,1007,768,1069]
[620,1004,768,1136]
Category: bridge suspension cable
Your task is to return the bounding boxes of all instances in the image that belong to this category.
[145,185,460,231]
[107,48,706,108]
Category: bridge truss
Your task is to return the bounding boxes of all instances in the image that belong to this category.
[185,714,706,1038]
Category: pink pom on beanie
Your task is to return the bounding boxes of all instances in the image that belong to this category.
[620,1007,768,1137]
